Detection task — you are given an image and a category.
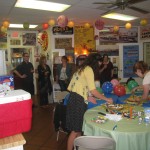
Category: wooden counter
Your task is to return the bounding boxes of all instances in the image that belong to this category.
[0,134,26,149]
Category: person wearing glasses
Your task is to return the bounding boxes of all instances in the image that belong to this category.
[13,52,34,96]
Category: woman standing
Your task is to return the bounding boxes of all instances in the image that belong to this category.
[56,56,72,91]
[38,56,52,107]
[133,61,150,101]
[100,54,114,86]
[66,53,113,150]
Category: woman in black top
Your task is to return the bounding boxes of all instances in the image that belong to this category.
[38,56,52,107]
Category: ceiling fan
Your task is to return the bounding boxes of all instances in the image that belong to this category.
[93,0,149,14]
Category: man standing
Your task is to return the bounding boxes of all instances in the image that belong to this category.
[13,52,34,96]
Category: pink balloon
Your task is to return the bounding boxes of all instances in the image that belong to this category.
[111,79,119,87]
[57,15,68,27]
[95,19,104,30]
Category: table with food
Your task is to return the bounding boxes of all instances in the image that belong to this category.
[83,101,150,150]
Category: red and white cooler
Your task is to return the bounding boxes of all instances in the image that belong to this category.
[0,90,32,138]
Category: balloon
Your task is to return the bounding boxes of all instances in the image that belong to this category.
[68,21,74,28]
[95,19,104,30]
[113,25,119,32]
[102,82,113,94]
[48,19,55,26]
[127,80,138,91]
[42,23,49,29]
[3,21,10,28]
[84,23,90,28]
[1,26,7,33]
[114,84,126,96]
[111,79,119,88]
[96,87,103,94]
[23,22,29,29]
[140,19,148,26]
[57,15,68,27]
[125,23,132,29]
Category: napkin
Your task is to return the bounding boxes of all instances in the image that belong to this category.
[105,114,122,122]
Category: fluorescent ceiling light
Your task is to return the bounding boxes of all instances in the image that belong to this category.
[15,0,71,12]
[102,12,138,21]
[9,24,38,28]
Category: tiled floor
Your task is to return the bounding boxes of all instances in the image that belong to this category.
[23,96,68,150]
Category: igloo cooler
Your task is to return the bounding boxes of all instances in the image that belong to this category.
[0,89,32,138]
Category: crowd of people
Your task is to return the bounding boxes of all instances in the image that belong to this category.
[13,52,150,150]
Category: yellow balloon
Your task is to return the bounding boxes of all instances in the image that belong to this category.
[125,23,132,29]
[3,21,10,28]
[68,21,74,28]
[48,19,55,26]
[113,25,119,32]
[1,26,7,33]
[140,19,148,26]
[84,23,90,28]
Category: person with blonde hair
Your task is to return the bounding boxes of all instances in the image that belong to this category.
[37,55,52,107]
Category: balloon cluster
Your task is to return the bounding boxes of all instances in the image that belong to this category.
[101,79,126,96]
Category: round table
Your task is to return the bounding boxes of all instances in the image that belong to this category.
[82,105,150,150]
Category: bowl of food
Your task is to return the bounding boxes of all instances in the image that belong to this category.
[107,104,124,111]
[91,116,107,124]
[126,95,140,105]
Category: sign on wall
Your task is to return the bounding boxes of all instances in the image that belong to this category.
[52,26,73,35]
[55,38,72,49]
[140,25,150,40]
[123,45,139,78]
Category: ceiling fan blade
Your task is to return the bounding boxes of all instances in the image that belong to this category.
[128,6,149,14]
[128,0,148,5]
[93,2,115,4]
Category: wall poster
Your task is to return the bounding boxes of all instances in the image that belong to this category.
[99,27,138,44]
[143,42,150,68]
[55,38,72,49]
[123,45,139,78]
[22,32,36,46]
[140,25,150,40]
[74,26,95,55]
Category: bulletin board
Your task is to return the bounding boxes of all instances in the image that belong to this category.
[123,45,139,78]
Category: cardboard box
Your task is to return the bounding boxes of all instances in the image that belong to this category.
[0,75,14,91]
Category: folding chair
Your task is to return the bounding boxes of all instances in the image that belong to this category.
[74,136,116,150]
[53,91,70,141]
[55,91,69,103]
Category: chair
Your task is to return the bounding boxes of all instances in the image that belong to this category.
[55,91,69,103]
[53,91,69,141]
[74,136,116,150]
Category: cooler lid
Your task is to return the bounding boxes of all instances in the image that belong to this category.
[0,89,31,104]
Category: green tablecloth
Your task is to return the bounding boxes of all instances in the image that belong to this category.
[82,105,150,150]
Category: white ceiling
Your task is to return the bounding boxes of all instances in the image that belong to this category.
[0,0,150,30]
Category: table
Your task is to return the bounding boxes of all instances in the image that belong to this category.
[0,134,26,150]
[82,105,150,150]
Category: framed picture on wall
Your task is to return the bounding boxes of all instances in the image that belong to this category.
[143,42,150,68]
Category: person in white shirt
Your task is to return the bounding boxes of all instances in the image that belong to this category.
[133,61,150,101]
